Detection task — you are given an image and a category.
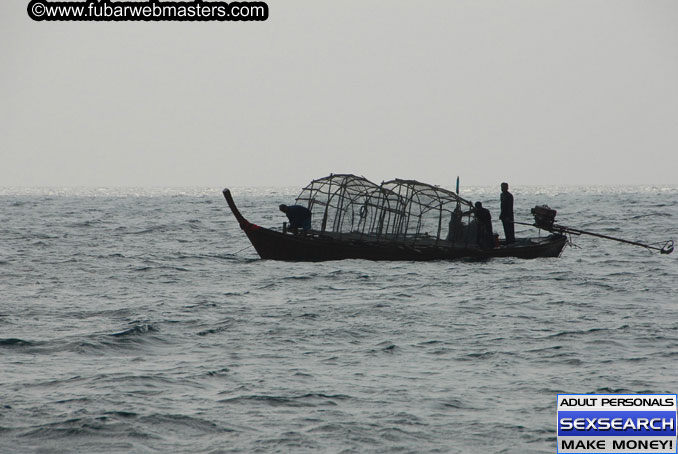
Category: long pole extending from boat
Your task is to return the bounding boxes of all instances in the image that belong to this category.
[515,221,674,254]
[552,224,673,254]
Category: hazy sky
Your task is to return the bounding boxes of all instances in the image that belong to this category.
[2,0,677,187]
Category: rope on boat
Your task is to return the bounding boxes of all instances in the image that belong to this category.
[228,244,254,256]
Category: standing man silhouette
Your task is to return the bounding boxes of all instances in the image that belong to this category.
[500,182,515,244]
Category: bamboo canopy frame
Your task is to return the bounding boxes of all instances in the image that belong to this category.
[294,174,474,245]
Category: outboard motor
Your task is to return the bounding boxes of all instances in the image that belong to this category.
[531,205,557,230]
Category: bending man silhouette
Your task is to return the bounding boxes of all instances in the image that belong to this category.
[279,204,312,233]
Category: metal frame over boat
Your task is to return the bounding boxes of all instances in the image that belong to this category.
[222,174,568,261]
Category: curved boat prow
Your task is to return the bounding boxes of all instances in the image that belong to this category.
[222,188,251,230]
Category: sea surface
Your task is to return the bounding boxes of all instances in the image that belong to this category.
[1,185,677,454]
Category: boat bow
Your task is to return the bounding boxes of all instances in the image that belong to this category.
[223,188,256,231]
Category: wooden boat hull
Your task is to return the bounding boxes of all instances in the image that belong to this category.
[223,189,567,261]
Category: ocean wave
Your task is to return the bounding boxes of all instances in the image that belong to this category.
[110,323,159,338]
[197,323,232,337]
[0,338,33,347]
[219,393,350,408]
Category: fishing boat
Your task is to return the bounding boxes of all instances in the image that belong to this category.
[222,174,570,261]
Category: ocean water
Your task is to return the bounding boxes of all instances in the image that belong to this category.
[1,185,677,454]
